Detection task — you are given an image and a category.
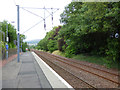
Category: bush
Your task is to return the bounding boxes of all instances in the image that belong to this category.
[47,40,58,53]
[106,38,119,61]
[65,45,75,58]
[22,42,28,52]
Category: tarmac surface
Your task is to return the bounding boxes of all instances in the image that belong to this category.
[2,52,73,89]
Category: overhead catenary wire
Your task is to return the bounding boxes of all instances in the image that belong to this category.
[20,5,60,33]
[20,7,59,10]
[22,20,43,34]
[12,0,60,33]
[22,13,52,34]
[13,0,16,6]
[22,6,59,30]
[21,7,44,19]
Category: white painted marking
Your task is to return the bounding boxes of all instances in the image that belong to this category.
[32,52,74,89]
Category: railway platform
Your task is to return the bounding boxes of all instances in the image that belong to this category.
[2,52,73,89]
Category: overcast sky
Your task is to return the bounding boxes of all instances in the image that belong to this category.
[0,0,72,41]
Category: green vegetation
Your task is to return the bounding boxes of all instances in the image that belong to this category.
[72,54,119,69]
[22,42,28,52]
[52,50,65,57]
[0,20,17,48]
[0,20,28,53]
[73,54,106,65]
[36,2,120,69]
[36,26,61,52]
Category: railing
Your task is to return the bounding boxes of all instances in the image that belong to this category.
[0,30,17,60]
[2,48,17,60]
[0,30,2,60]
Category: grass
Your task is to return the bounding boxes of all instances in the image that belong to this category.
[52,50,119,70]
[72,54,106,66]
[72,54,119,70]
[52,50,65,57]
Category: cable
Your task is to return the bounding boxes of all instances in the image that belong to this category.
[22,13,52,34]
[45,8,51,15]
[22,12,53,34]
[22,20,43,34]
[21,7,44,19]
[20,7,44,9]
[20,7,60,10]
[20,5,60,34]
[13,0,16,6]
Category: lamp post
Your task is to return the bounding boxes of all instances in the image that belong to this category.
[6,21,15,60]
[17,5,20,62]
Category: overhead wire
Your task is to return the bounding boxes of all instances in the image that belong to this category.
[20,7,46,9]
[22,20,43,34]
[21,7,44,19]
[22,12,53,34]
[18,0,60,34]
[13,0,16,6]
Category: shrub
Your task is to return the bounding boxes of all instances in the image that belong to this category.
[47,40,58,53]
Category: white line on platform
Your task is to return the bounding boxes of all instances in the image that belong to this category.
[32,52,73,89]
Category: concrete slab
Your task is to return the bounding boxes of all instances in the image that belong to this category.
[2,52,52,88]
[2,79,19,88]
[2,58,21,88]
[2,59,21,80]
[19,63,36,73]
[17,74,41,88]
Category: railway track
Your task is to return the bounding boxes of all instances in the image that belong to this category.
[33,50,119,88]
[51,53,119,76]
[35,51,96,89]
[44,52,119,85]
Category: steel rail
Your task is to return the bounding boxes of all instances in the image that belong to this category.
[36,52,96,89]
[40,51,120,85]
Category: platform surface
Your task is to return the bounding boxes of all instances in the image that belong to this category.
[2,52,73,89]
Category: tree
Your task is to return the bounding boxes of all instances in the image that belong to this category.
[1,20,17,48]
[22,42,28,52]
[37,26,62,52]
[59,2,120,61]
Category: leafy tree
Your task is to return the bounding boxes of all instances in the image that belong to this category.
[47,39,57,53]
[22,42,28,52]
[59,2,120,62]
[0,20,17,48]
[37,38,49,51]
[37,26,61,52]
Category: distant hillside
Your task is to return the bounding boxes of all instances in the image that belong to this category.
[26,39,41,46]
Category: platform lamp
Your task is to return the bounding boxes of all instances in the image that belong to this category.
[6,21,15,60]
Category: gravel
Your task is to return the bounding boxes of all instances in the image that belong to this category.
[34,50,119,89]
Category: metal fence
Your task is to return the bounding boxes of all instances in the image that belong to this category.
[0,30,17,60]
[0,30,2,60]
[0,30,5,60]
[8,48,17,57]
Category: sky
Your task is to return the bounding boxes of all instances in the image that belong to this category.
[0,0,72,41]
